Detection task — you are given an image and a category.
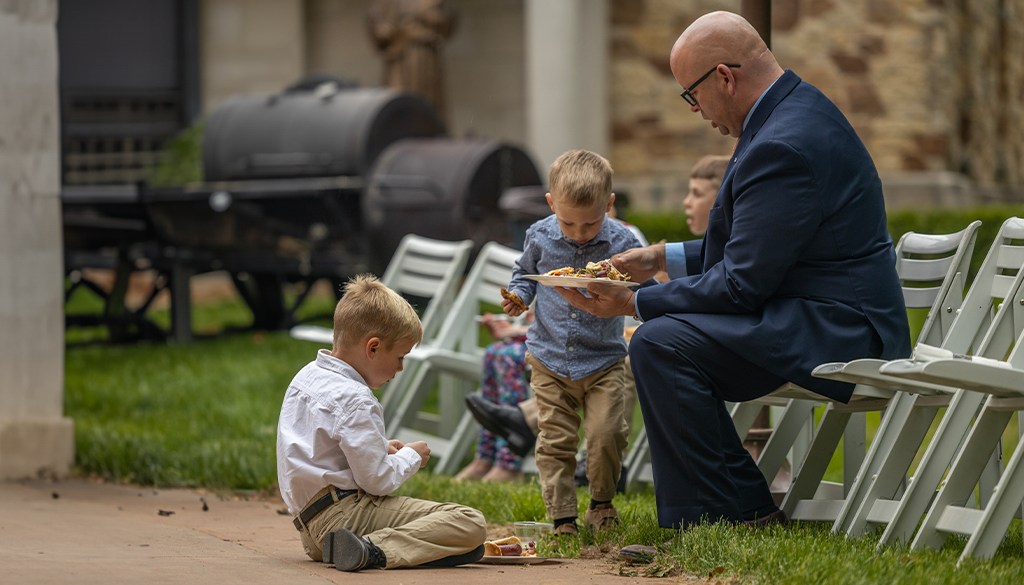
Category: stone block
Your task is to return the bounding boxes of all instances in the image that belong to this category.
[772,0,800,31]
[880,171,976,209]
[0,417,74,480]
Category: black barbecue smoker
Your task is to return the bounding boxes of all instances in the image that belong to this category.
[66,80,545,342]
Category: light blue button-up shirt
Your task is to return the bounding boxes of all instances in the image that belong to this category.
[508,214,642,380]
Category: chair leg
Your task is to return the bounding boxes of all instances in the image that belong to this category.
[435,409,479,476]
[730,402,763,439]
[623,427,649,489]
[758,399,816,485]
[387,363,437,432]
[844,412,866,497]
[781,405,850,518]
[839,397,941,537]
[960,429,1024,563]
[876,390,985,547]
[978,439,1004,509]
[911,403,1012,552]
[831,392,916,533]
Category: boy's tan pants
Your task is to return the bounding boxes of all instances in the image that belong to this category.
[520,355,638,442]
[298,486,486,569]
[527,352,628,520]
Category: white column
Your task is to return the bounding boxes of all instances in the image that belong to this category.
[0,1,74,480]
[525,0,609,175]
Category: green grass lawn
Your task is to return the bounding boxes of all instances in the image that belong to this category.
[63,294,1024,583]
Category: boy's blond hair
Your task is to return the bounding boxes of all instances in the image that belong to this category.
[549,149,613,208]
[333,274,423,350]
[690,155,730,185]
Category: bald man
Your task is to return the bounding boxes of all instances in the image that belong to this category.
[556,12,911,529]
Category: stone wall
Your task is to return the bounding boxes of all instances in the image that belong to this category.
[305,0,528,148]
[200,0,306,114]
[0,0,74,479]
[609,0,1024,210]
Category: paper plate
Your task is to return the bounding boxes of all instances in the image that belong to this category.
[475,555,552,565]
[524,275,639,288]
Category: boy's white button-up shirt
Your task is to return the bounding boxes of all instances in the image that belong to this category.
[276,349,422,515]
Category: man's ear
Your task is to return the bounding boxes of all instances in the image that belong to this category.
[365,337,381,359]
[720,64,737,96]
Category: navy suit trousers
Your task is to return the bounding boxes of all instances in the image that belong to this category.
[629,315,783,529]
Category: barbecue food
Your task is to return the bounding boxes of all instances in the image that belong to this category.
[500,287,529,312]
[541,259,630,281]
[482,535,534,557]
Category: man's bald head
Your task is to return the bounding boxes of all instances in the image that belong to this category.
[671,12,773,83]
[669,11,784,138]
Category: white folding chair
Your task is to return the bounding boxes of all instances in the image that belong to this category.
[386,242,522,475]
[874,218,1024,562]
[289,234,473,421]
[623,221,981,499]
[811,219,1024,545]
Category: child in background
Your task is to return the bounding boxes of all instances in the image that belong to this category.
[683,154,731,237]
[502,150,642,535]
[277,275,486,572]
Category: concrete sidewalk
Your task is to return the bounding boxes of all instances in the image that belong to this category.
[0,479,670,585]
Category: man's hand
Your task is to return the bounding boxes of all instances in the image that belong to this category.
[612,243,667,283]
[554,283,637,319]
[407,441,431,468]
[387,439,405,455]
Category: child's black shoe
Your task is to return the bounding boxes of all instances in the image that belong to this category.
[323,528,386,571]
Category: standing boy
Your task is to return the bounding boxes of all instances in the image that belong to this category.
[277,275,487,571]
[502,150,642,535]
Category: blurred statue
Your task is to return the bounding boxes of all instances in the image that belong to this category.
[368,0,457,118]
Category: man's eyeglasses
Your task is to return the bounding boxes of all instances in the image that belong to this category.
[680,64,741,106]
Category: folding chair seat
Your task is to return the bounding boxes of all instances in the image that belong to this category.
[808,219,1024,545]
[289,234,473,420]
[386,242,522,475]
[622,222,981,495]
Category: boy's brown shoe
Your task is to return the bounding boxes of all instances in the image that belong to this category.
[584,503,619,533]
[552,522,579,536]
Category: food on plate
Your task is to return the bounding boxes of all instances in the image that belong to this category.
[500,288,528,312]
[542,266,576,277]
[584,260,629,281]
[482,535,536,557]
[541,259,630,281]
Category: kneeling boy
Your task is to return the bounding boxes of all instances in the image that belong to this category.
[277,275,487,571]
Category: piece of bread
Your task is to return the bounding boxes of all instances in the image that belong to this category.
[483,541,502,556]
[500,288,528,312]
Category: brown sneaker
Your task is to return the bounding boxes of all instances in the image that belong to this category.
[552,522,579,536]
[584,502,620,533]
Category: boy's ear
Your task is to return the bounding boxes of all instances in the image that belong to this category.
[365,337,381,359]
[545,192,554,212]
[606,193,616,213]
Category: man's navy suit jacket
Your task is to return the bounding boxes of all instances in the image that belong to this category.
[635,70,912,403]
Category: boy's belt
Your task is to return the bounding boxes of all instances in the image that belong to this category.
[293,487,359,531]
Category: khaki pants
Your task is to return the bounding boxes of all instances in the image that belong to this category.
[520,355,637,442]
[298,486,487,569]
[527,353,628,520]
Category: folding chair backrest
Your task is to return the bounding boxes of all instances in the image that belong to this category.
[945,218,1024,354]
[380,234,473,343]
[895,221,980,347]
[973,219,1024,364]
[431,241,522,355]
